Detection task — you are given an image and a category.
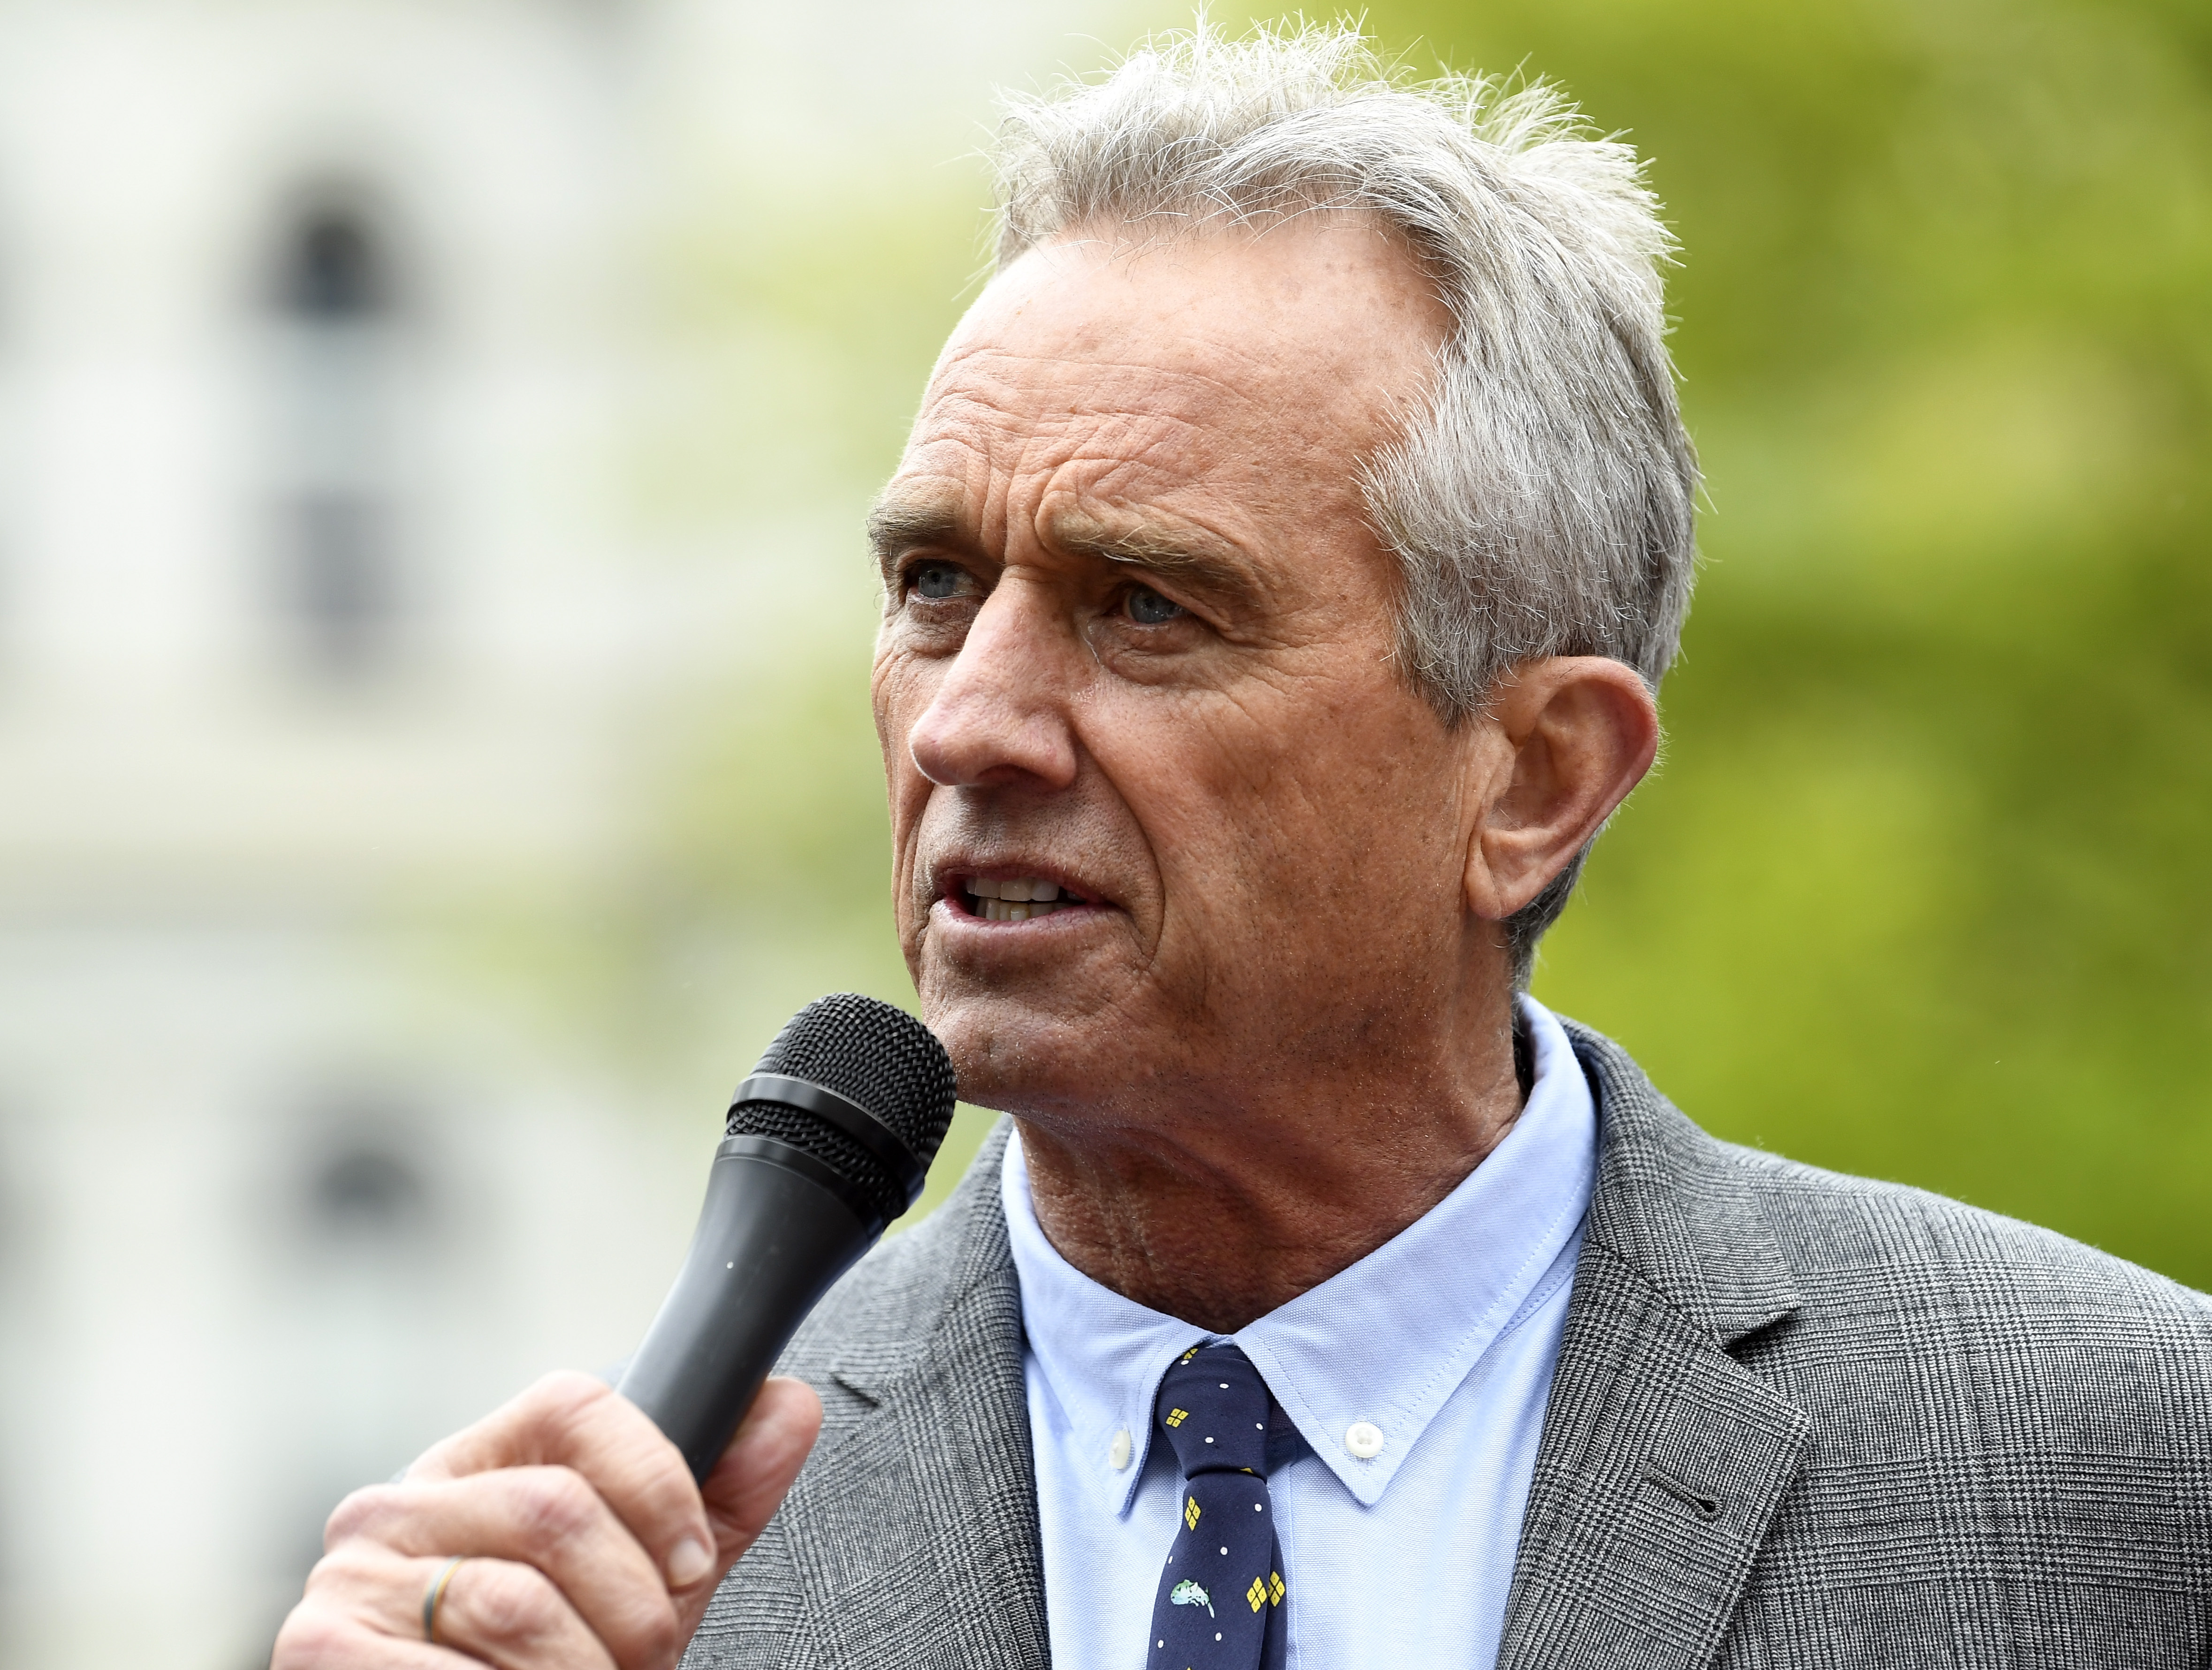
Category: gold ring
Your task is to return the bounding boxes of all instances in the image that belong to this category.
[422,1556,468,1644]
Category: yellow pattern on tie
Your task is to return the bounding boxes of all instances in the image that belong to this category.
[1148,1343,1284,1667]
[1269,1573,1285,1606]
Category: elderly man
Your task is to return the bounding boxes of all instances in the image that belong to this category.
[276,24,2212,1670]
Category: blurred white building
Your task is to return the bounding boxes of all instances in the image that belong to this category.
[0,1,1133,1665]
[0,7,682,1665]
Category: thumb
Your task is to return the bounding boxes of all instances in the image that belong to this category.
[692,1377,823,1590]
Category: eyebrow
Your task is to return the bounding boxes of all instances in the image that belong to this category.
[1045,510,1269,614]
[864,492,1268,616]
[865,496,966,588]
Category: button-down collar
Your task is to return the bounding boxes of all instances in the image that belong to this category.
[1003,994,1597,1514]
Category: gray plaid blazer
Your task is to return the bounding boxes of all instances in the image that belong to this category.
[685,1022,2212,1668]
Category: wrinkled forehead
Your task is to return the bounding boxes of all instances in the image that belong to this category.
[890,218,1451,542]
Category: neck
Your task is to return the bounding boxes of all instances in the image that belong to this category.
[1013,1001,1529,1333]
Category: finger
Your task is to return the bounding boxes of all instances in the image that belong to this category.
[403,1371,716,1594]
[328,1469,677,1669]
[424,1556,616,1670]
[274,1597,471,1668]
[282,1545,610,1670]
[700,1379,823,1567]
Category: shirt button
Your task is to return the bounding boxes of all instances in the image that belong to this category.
[1344,1421,1385,1459]
[1109,1429,1132,1471]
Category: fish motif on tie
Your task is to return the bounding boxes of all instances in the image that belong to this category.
[1146,1343,1288,1669]
[1170,1580,1215,1617]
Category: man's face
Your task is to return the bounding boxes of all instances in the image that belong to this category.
[870,215,1486,1128]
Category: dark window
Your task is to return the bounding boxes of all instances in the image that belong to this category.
[282,211,388,320]
[269,197,403,685]
[309,1142,427,1237]
[295,1102,440,1255]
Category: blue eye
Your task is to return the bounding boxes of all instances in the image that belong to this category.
[911,562,965,600]
[1127,586,1184,625]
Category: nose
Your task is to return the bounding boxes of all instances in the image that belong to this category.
[906,582,1080,790]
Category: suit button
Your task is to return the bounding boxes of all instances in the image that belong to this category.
[1344,1421,1385,1459]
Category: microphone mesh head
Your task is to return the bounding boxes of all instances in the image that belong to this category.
[726,993,958,1223]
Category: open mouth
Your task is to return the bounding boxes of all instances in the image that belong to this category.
[952,875,1093,923]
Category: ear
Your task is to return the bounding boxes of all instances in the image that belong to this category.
[1462,657,1660,923]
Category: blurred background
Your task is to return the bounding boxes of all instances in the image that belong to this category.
[0,0,2199,1664]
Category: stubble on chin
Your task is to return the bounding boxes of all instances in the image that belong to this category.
[914,963,1160,1122]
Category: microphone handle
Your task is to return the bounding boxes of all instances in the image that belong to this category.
[618,1139,883,1480]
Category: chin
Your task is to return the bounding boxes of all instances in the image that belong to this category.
[919,983,1146,1118]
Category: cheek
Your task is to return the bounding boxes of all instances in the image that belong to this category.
[871,651,936,819]
[871,662,943,948]
[1085,696,1303,931]
[1206,667,1427,823]
[1130,676,1459,915]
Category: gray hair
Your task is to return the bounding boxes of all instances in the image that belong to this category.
[989,21,1699,985]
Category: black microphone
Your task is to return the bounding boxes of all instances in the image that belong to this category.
[617,993,957,1480]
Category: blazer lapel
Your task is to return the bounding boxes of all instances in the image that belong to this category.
[1495,1028,1811,1670]
[773,1124,1050,1670]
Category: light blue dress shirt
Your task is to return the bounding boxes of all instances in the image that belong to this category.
[1003,995,1596,1670]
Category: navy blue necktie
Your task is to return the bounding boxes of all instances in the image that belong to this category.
[1147,1344,1287,1669]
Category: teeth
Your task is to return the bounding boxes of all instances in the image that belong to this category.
[965,877,1066,907]
[976,896,1072,923]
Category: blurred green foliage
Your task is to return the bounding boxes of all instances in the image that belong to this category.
[644,3,2211,1277]
[1344,0,2212,1284]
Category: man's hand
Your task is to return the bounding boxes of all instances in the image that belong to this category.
[272,1371,822,1669]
